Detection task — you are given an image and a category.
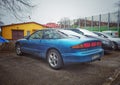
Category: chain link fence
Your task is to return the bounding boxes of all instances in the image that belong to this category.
[59,11,120,36]
[74,11,119,31]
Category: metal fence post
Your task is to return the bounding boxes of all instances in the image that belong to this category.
[84,17,87,28]
[117,10,120,32]
[79,18,80,28]
[99,14,101,32]
[108,13,110,30]
[91,16,93,31]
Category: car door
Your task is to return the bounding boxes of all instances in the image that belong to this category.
[23,30,43,55]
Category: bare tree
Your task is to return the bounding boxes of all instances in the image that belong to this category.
[59,17,70,28]
[115,0,120,10]
[0,0,35,21]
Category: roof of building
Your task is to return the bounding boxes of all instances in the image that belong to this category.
[1,22,47,28]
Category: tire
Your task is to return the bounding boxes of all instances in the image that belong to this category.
[111,42,118,50]
[15,44,23,56]
[47,49,63,70]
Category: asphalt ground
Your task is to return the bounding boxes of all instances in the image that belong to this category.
[0,51,120,85]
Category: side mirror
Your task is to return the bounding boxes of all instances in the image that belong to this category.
[24,35,30,40]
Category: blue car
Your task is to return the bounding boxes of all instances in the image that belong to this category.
[15,29,104,69]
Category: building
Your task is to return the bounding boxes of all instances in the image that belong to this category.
[45,23,60,28]
[1,22,46,40]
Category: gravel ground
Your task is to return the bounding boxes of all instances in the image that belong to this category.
[111,74,120,85]
[0,51,120,85]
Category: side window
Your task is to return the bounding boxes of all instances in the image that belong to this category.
[29,31,43,39]
[43,30,55,39]
[52,31,61,39]
[43,30,62,39]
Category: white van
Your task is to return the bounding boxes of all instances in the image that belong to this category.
[102,31,119,38]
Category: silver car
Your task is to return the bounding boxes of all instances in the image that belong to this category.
[94,32,120,50]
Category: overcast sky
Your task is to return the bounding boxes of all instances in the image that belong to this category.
[1,0,120,24]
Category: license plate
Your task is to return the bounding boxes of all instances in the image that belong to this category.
[92,54,100,60]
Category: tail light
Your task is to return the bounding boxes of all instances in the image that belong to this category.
[72,41,101,49]
[72,44,84,49]
[83,43,91,48]
[97,42,102,46]
[91,42,96,47]
[115,32,118,36]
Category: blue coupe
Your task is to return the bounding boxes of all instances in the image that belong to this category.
[15,29,104,69]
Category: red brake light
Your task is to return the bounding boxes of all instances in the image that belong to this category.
[91,42,96,47]
[83,43,91,48]
[97,42,102,46]
[72,41,101,49]
[115,32,118,35]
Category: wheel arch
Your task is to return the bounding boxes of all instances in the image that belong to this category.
[46,48,64,63]
[46,47,61,58]
[46,47,64,70]
[112,41,118,50]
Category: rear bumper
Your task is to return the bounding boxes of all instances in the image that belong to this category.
[62,48,104,64]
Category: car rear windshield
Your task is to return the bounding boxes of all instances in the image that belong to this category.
[55,30,69,39]
[43,30,69,39]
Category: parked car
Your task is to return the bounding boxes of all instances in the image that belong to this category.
[94,32,120,50]
[15,29,104,69]
[102,31,119,38]
[68,28,113,52]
